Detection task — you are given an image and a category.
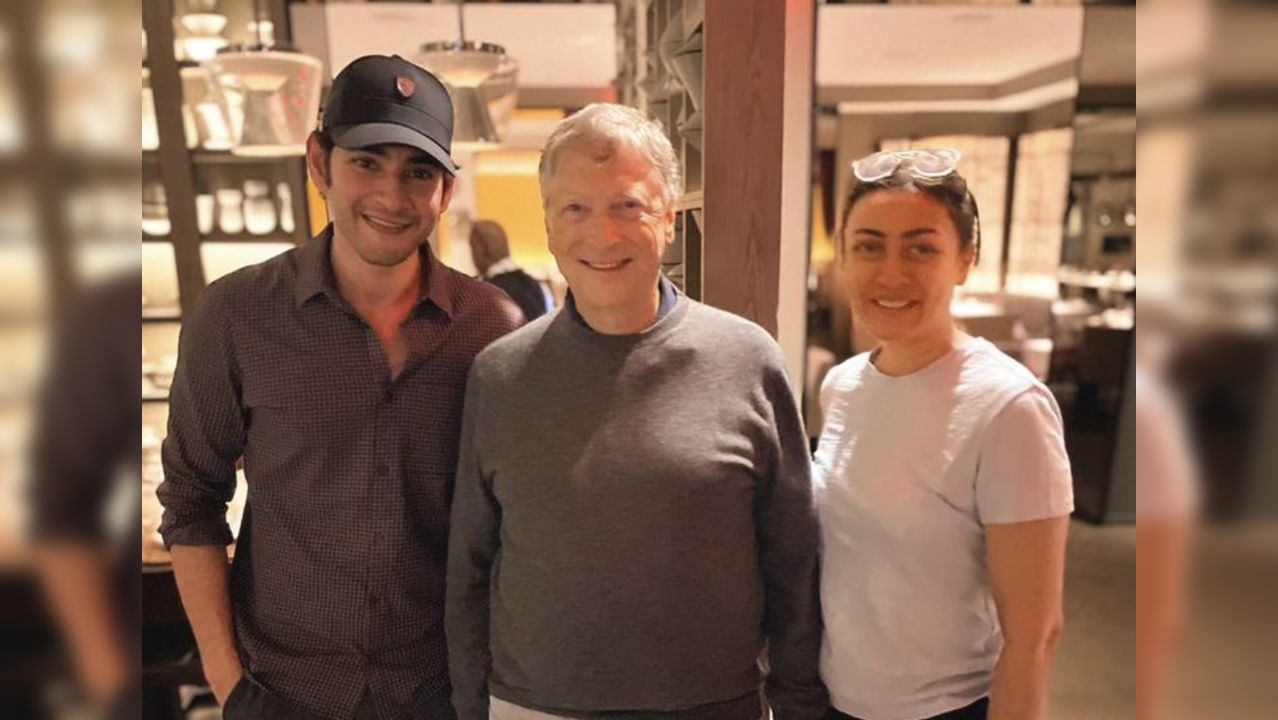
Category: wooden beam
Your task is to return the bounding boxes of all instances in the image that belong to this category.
[702,0,789,334]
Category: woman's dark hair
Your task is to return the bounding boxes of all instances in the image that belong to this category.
[838,169,982,264]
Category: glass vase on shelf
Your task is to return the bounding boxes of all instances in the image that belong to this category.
[216,188,245,235]
[277,182,296,234]
[243,180,277,236]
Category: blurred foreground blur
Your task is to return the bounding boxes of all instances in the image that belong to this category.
[1135,2,1278,719]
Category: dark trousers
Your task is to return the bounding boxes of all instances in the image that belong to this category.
[224,674,457,720]
[826,697,988,720]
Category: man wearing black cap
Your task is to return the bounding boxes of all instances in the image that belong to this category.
[157,55,524,720]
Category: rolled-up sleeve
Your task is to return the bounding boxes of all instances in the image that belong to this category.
[157,280,246,548]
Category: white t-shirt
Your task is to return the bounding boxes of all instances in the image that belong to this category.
[813,337,1074,720]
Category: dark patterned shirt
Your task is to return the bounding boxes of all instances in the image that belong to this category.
[158,226,523,720]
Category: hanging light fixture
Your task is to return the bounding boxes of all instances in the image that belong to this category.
[203,0,322,157]
[417,1,518,152]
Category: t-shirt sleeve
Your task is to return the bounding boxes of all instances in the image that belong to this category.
[975,386,1075,525]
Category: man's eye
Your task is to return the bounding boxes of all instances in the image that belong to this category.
[910,245,938,257]
[352,157,375,170]
[410,168,437,181]
[615,201,644,218]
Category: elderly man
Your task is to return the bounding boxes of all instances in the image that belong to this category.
[469,219,551,322]
[446,103,827,720]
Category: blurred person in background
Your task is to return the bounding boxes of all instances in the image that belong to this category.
[813,149,1073,720]
[469,219,552,323]
[1134,295,1199,720]
[157,56,522,720]
[30,272,138,720]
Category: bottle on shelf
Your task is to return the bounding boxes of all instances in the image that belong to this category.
[243,180,277,235]
[216,188,245,235]
[277,182,296,234]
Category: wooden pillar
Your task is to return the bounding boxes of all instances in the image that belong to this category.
[703,0,814,397]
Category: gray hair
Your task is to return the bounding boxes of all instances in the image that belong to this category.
[538,103,683,210]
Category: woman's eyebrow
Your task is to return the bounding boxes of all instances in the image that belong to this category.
[902,228,939,239]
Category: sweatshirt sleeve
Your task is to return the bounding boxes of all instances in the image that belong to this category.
[755,351,830,720]
[446,358,502,720]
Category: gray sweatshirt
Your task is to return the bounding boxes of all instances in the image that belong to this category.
[446,293,827,720]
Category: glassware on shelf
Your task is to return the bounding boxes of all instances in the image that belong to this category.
[196,101,234,151]
[142,243,181,317]
[177,9,228,62]
[247,20,276,46]
[207,47,323,157]
[277,182,296,234]
[181,66,234,151]
[216,188,245,235]
[141,425,164,540]
[141,181,171,237]
[142,69,159,151]
[196,193,216,235]
[243,180,277,236]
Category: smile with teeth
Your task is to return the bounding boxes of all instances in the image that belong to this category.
[582,259,630,271]
[363,215,414,233]
[873,299,916,309]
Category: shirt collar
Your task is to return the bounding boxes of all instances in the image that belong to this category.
[294,224,456,318]
[564,274,678,332]
[484,257,520,279]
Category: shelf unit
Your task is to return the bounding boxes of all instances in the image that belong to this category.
[618,0,812,347]
[142,0,313,410]
[619,0,705,299]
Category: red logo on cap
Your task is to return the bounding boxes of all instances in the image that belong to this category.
[396,76,416,98]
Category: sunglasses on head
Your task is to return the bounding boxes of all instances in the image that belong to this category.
[850,147,981,264]
[852,148,963,183]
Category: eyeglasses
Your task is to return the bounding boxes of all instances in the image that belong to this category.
[852,148,962,183]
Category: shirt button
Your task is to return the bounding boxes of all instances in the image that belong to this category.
[382,388,394,403]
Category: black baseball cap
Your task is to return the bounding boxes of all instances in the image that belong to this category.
[321,55,459,175]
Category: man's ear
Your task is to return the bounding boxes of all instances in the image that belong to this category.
[305,133,331,195]
[438,173,456,213]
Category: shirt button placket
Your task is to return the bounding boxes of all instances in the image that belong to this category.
[366,384,395,659]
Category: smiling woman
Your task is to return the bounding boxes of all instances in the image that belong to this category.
[837,150,979,376]
[813,150,1074,720]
